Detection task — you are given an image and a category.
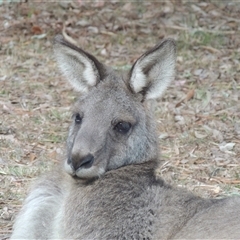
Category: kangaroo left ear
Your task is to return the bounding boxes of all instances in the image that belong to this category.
[53,35,106,93]
[129,39,176,100]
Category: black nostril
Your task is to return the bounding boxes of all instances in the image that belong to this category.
[79,154,94,168]
[71,153,94,171]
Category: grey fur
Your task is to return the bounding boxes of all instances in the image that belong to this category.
[11,35,240,240]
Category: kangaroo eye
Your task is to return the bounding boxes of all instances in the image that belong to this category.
[75,113,82,124]
[114,122,132,134]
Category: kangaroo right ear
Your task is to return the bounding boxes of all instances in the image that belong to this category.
[129,39,176,101]
[53,35,105,93]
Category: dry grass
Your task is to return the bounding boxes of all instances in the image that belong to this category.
[0,1,240,239]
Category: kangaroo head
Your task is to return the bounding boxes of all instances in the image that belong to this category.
[53,35,176,179]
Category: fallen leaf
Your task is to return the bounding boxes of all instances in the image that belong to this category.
[219,142,235,152]
[31,33,47,39]
[29,153,37,162]
[193,69,203,76]
[186,89,195,101]
[176,89,194,107]
[175,80,186,87]
[48,150,57,161]
[76,19,90,27]
[163,2,174,13]
[87,26,99,34]
[212,129,223,142]
[159,133,169,139]
[93,1,105,8]
[174,115,185,124]
[31,25,42,35]
[194,131,208,139]
[122,2,132,12]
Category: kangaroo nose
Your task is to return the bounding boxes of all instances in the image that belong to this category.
[71,153,94,171]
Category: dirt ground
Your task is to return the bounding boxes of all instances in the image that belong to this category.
[0,1,240,239]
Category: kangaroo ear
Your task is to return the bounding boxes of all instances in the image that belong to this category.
[53,35,105,93]
[129,39,176,100]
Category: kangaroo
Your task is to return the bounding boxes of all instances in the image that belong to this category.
[11,35,240,240]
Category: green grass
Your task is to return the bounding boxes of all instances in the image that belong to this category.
[178,28,225,51]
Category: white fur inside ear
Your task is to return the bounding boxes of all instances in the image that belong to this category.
[56,56,88,93]
[129,39,176,100]
[130,65,147,93]
[54,45,99,93]
[83,63,97,87]
[146,56,175,100]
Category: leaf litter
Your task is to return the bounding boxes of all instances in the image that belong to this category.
[0,1,240,238]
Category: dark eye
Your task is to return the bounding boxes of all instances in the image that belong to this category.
[75,113,82,124]
[114,122,132,134]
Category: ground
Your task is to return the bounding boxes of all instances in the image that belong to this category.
[0,1,240,239]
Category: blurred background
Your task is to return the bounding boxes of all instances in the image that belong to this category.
[0,1,240,239]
